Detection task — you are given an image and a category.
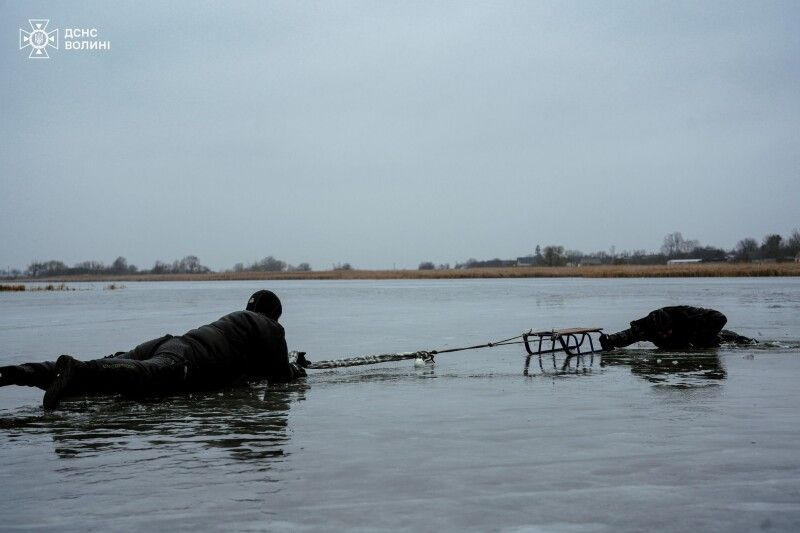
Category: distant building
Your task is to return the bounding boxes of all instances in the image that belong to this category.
[579,257,602,266]
[667,258,702,265]
[516,256,536,267]
[475,259,515,268]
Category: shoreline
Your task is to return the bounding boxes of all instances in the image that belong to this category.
[5,263,800,282]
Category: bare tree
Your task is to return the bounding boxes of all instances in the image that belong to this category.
[151,261,169,274]
[787,229,800,255]
[252,256,287,272]
[111,256,128,274]
[761,234,783,260]
[679,238,700,254]
[542,245,566,266]
[179,255,201,273]
[736,238,759,261]
[661,232,699,256]
[661,232,682,256]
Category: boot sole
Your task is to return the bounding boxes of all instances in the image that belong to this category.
[43,355,76,411]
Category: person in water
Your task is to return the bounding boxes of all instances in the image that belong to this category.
[0,290,306,410]
[599,305,754,351]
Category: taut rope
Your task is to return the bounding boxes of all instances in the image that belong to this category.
[304,334,526,369]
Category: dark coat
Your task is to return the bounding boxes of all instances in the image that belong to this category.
[630,306,727,349]
[115,310,296,387]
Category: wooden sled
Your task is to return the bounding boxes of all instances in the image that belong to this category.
[522,327,603,375]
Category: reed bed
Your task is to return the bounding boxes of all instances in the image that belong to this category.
[0,283,77,291]
[31,283,75,291]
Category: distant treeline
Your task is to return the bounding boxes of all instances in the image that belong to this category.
[4,230,798,279]
[422,230,800,270]
[7,255,211,278]
[231,256,312,273]
[4,255,318,279]
[231,258,356,272]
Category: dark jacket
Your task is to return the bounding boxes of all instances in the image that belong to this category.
[630,306,727,349]
[124,310,295,386]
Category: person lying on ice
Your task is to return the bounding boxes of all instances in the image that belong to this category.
[599,305,754,351]
[0,290,306,410]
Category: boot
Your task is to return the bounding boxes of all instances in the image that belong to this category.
[43,355,85,410]
[288,351,308,380]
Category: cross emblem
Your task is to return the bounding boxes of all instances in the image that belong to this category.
[19,19,59,59]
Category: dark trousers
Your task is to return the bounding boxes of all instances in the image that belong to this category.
[1,337,192,397]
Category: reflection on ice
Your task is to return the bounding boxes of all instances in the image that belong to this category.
[0,382,306,463]
[601,350,727,386]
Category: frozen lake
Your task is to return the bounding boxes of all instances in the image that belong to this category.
[1,278,799,531]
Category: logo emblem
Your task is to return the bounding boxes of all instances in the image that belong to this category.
[19,19,59,59]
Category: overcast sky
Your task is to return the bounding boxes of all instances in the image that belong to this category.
[1,1,798,271]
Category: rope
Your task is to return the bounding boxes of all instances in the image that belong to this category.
[306,351,431,369]
[304,334,526,370]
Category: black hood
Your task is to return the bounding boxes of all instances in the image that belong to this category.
[246,290,282,321]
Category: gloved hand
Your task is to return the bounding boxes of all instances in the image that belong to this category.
[287,351,309,379]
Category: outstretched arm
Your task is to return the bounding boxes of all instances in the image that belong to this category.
[0,360,57,390]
